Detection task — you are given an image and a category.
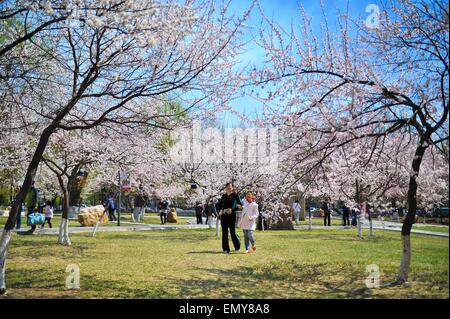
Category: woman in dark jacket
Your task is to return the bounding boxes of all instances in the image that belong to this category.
[218,182,243,253]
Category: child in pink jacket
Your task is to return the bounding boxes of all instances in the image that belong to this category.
[238,192,259,254]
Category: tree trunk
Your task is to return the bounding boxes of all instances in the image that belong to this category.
[396,141,427,284]
[300,194,306,221]
[357,215,363,238]
[68,166,87,208]
[0,127,54,295]
[215,217,220,237]
[0,230,12,294]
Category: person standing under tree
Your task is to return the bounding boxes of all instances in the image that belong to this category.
[13,186,22,229]
[195,202,204,224]
[292,199,301,225]
[322,200,331,227]
[104,194,116,222]
[133,186,147,222]
[204,199,215,227]
[25,181,38,234]
[342,204,350,226]
[41,200,53,228]
[160,198,169,224]
[218,182,242,253]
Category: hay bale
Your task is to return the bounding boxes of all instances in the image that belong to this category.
[78,205,109,226]
[167,208,178,223]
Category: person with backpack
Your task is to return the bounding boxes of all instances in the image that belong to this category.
[104,194,116,222]
[218,182,243,253]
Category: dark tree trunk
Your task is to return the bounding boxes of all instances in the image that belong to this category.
[4,127,54,230]
[68,165,87,209]
[397,140,428,283]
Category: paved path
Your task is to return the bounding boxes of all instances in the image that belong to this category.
[294,220,448,237]
[3,217,446,237]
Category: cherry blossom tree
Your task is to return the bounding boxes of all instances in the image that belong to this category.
[0,0,253,294]
[253,0,448,284]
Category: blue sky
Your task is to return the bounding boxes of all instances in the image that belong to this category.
[219,0,382,127]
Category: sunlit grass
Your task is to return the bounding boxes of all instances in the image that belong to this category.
[2,227,448,299]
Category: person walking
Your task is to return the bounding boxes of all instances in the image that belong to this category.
[218,182,242,253]
[204,199,215,227]
[322,200,331,226]
[292,199,301,225]
[25,181,39,234]
[238,192,259,254]
[104,194,117,222]
[342,204,350,226]
[351,207,358,227]
[41,200,53,228]
[195,202,204,224]
[133,187,147,222]
[14,186,22,230]
[160,199,169,224]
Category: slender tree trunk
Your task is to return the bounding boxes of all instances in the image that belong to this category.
[0,127,54,295]
[215,217,220,237]
[357,215,363,238]
[300,195,306,221]
[0,230,12,294]
[396,140,427,284]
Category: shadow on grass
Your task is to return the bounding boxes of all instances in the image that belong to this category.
[5,260,446,299]
[273,231,394,243]
[187,251,226,254]
[161,262,377,298]
[93,231,213,242]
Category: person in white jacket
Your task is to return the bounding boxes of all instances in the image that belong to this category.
[238,191,259,254]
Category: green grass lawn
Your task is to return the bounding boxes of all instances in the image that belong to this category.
[412,225,449,233]
[2,228,448,299]
[299,218,342,226]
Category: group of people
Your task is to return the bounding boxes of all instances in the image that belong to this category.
[103,186,149,223]
[12,181,53,233]
[342,204,360,227]
[194,199,219,225]
[322,202,360,227]
[292,199,361,227]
